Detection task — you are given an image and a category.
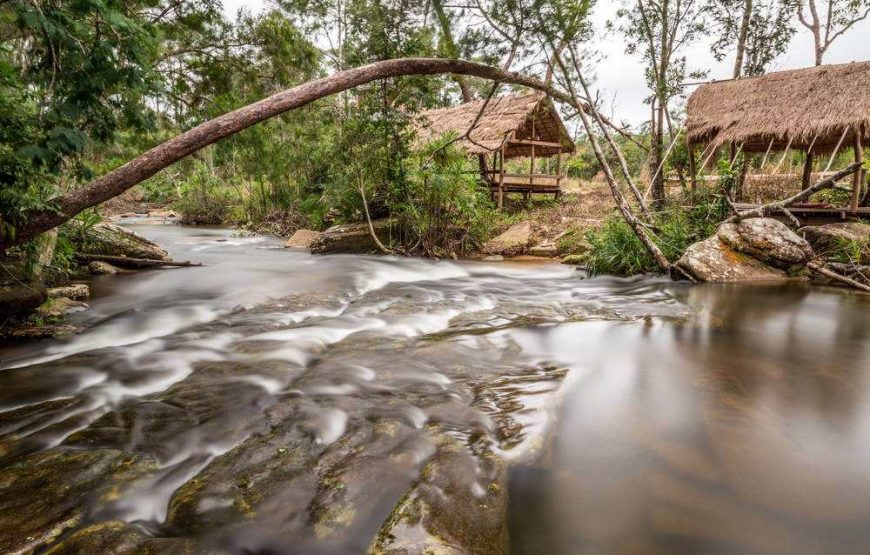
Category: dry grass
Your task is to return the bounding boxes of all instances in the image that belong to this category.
[499,178,616,246]
[687,60,870,152]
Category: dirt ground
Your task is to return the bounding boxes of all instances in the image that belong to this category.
[498,178,617,250]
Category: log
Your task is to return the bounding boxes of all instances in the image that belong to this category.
[807,261,870,293]
[77,253,201,269]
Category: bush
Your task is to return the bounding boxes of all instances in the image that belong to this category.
[396,135,498,256]
[173,165,236,225]
[584,188,729,276]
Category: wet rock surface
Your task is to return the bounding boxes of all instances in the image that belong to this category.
[717,218,814,269]
[311,221,394,254]
[285,229,322,249]
[482,221,532,257]
[676,235,792,282]
[799,221,870,263]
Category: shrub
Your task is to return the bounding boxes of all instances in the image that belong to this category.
[395,135,498,256]
[173,165,236,225]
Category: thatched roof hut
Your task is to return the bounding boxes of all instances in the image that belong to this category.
[413,93,575,157]
[686,61,870,152]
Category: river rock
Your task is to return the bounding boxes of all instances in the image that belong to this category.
[310,220,393,254]
[48,283,90,300]
[0,283,47,318]
[482,221,532,256]
[799,222,870,263]
[528,243,558,257]
[676,236,790,282]
[717,218,814,269]
[70,221,170,261]
[37,297,89,319]
[89,260,123,275]
[285,229,322,249]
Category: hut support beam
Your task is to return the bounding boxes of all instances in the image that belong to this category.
[801,151,815,189]
[498,142,505,209]
[688,139,697,198]
[852,133,864,213]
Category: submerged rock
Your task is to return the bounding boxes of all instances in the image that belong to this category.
[799,221,870,263]
[310,221,394,254]
[285,229,322,249]
[482,221,532,257]
[676,236,791,282]
[89,261,123,275]
[717,218,813,269]
[37,297,89,319]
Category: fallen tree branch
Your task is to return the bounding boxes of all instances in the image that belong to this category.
[727,163,862,223]
[78,254,202,269]
[807,260,870,293]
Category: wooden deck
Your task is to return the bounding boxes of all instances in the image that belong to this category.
[732,203,870,225]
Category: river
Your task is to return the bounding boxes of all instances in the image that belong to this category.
[1,223,868,554]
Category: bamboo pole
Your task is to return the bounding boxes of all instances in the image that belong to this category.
[824,126,849,173]
[688,139,698,198]
[802,151,815,189]
[852,132,864,213]
[498,141,505,209]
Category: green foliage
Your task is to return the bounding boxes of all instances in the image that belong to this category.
[396,136,498,256]
[584,186,729,276]
[173,163,236,225]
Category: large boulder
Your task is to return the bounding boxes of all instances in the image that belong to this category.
[0,283,48,318]
[285,229,322,249]
[717,218,814,269]
[676,236,791,283]
[482,221,532,256]
[70,222,170,261]
[799,222,870,263]
[310,220,394,254]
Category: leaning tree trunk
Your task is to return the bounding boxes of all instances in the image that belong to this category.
[0,58,587,253]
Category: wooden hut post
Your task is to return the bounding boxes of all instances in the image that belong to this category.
[688,138,698,200]
[556,151,563,197]
[530,118,536,189]
[498,141,506,209]
[801,150,815,189]
[852,131,864,213]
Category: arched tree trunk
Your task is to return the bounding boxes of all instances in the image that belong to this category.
[2,58,584,252]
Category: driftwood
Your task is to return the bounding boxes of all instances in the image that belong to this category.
[78,253,201,269]
[807,261,870,293]
[727,162,862,223]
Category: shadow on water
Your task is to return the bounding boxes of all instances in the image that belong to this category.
[0,224,868,554]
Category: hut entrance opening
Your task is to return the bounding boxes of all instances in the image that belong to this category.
[414,93,575,208]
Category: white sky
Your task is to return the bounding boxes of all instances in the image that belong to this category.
[223,0,870,125]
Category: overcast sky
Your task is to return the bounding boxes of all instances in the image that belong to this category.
[223,0,870,125]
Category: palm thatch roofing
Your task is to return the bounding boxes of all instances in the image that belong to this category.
[413,93,575,157]
[686,60,870,153]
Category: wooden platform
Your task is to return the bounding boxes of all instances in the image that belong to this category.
[732,203,870,225]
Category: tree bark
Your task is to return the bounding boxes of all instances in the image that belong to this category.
[1,58,585,252]
[733,0,753,78]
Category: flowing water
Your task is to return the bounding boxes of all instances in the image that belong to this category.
[0,223,868,554]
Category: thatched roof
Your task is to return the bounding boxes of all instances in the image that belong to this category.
[687,61,870,152]
[413,93,575,157]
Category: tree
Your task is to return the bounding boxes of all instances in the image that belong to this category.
[616,0,708,207]
[798,0,870,66]
[0,0,158,242]
[709,0,798,78]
